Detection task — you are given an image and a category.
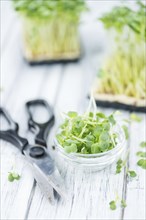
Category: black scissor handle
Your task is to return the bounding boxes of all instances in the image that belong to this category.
[0,107,28,153]
[26,99,55,147]
[0,107,18,131]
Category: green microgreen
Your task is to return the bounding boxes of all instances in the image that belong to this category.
[109,193,127,211]
[122,125,129,140]
[95,2,146,101]
[116,159,123,174]
[127,170,137,178]
[140,141,146,148]
[13,0,87,20]
[137,159,146,169]
[136,151,146,158]
[109,201,117,210]
[56,99,120,154]
[99,2,146,41]
[8,172,21,182]
[116,154,136,178]
[130,113,142,122]
[121,199,127,208]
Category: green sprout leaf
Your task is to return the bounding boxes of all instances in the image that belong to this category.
[121,199,127,208]
[95,2,146,101]
[67,111,78,118]
[130,113,142,122]
[96,112,106,118]
[8,172,21,182]
[137,159,146,169]
[140,141,146,148]
[8,173,15,182]
[128,170,137,178]
[116,159,123,174]
[64,144,77,153]
[56,108,119,154]
[13,0,87,19]
[136,151,146,158]
[109,201,117,210]
[122,125,129,140]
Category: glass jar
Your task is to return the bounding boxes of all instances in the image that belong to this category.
[54,124,126,172]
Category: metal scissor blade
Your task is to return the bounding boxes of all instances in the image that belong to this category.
[24,146,67,201]
[30,164,55,204]
[32,162,67,200]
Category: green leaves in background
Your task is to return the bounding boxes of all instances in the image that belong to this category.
[137,159,146,169]
[140,141,146,148]
[122,125,129,140]
[136,141,146,169]
[13,0,87,21]
[96,2,146,100]
[121,199,127,208]
[136,151,146,158]
[130,113,142,122]
[99,1,146,40]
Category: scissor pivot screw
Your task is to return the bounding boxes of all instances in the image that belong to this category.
[29,146,45,158]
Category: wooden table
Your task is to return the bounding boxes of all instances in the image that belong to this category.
[1,1,145,219]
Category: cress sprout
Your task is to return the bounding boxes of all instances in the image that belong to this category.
[13,0,87,62]
[56,98,121,154]
[93,2,146,103]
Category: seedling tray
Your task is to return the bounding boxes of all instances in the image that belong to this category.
[23,47,82,65]
[25,56,81,65]
[91,94,146,113]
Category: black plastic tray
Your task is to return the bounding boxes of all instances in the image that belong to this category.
[94,98,146,113]
[25,56,81,65]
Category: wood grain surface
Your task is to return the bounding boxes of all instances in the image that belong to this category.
[1,1,145,219]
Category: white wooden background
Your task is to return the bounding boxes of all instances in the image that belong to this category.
[1,1,146,219]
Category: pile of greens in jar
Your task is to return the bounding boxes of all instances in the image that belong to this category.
[94,1,146,100]
[56,110,119,154]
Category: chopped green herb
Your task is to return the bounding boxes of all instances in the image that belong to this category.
[127,170,137,178]
[121,199,127,208]
[136,151,146,158]
[130,113,142,122]
[137,159,146,169]
[122,125,129,140]
[8,172,21,182]
[109,201,117,210]
[57,109,119,154]
[140,141,146,148]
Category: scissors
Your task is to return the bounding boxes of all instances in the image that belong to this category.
[0,99,66,203]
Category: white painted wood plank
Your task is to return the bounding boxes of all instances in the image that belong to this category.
[1,1,145,220]
[123,114,146,220]
[0,0,17,49]
[1,64,50,219]
[1,18,23,104]
[1,64,62,220]
[1,141,34,220]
